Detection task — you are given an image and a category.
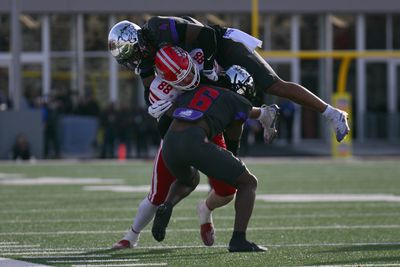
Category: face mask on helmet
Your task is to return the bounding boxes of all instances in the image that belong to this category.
[224,65,256,101]
[108,20,142,73]
[155,45,200,91]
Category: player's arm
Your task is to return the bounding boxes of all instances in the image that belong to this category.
[175,21,217,78]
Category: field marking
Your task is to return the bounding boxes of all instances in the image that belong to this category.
[48,259,140,263]
[2,224,400,236]
[0,251,94,256]
[71,264,167,267]
[1,201,400,214]
[257,194,400,202]
[0,257,52,267]
[0,177,123,185]
[3,242,400,254]
[22,255,111,259]
[0,245,40,248]
[2,211,400,225]
[298,264,400,267]
[83,184,210,193]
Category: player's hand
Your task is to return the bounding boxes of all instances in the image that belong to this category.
[202,68,218,82]
[148,100,173,119]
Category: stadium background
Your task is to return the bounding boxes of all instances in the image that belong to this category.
[0,0,399,159]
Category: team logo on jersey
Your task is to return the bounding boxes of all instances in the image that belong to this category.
[173,108,204,121]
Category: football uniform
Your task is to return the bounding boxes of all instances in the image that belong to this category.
[147,49,235,205]
[163,84,253,186]
[138,16,279,104]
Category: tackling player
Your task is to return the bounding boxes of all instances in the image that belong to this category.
[108,16,349,143]
[151,45,272,252]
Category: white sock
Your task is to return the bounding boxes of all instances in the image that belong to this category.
[322,104,336,119]
[198,201,212,224]
[131,197,158,233]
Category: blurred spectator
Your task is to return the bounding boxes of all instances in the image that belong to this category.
[132,107,151,158]
[99,102,117,158]
[12,133,31,160]
[0,89,11,111]
[279,99,295,144]
[42,94,61,159]
[117,103,133,158]
[76,92,100,117]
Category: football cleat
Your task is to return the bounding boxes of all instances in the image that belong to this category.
[258,104,280,144]
[197,201,215,246]
[200,223,215,246]
[112,239,134,249]
[112,229,139,249]
[228,239,268,253]
[151,202,173,242]
[327,108,350,142]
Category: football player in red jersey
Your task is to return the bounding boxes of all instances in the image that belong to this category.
[108,16,349,142]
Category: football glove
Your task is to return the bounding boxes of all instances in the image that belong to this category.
[148,100,173,119]
[258,104,280,144]
[202,68,218,82]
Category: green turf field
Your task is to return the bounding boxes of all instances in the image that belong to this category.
[1,158,400,267]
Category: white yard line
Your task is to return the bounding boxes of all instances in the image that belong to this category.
[22,255,111,259]
[257,194,400,202]
[298,264,400,267]
[1,224,400,236]
[48,259,140,263]
[0,257,52,267]
[1,202,399,214]
[71,264,167,267]
[3,242,400,254]
[1,212,400,224]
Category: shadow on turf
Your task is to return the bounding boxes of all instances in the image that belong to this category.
[310,256,400,266]
[81,247,223,258]
[318,243,400,253]
[312,244,400,266]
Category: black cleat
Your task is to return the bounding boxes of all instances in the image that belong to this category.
[228,239,267,253]
[151,202,173,242]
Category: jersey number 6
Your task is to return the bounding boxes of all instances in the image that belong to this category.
[188,86,220,112]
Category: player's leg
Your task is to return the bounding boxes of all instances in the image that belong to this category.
[191,135,265,252]
[113,142,176,248]
[164,127,265,251]
[152,167,200,242]
[197,133,236,246]
[218,39,349,142]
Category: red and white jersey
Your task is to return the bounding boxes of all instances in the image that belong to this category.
[148,48,221,104]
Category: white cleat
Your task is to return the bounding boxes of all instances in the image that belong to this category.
[328,108,350,142]
[258,104,280,144]
[112,229,139,249]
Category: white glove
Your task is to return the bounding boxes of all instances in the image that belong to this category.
[202,68,218,81]
[148,100,173,119]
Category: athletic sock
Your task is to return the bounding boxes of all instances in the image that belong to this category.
[132,197,158,233]
[231,231,246,242]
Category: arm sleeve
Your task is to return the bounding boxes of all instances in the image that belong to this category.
[196,26,217,70]
[176,23,217,71]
